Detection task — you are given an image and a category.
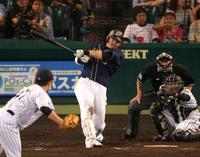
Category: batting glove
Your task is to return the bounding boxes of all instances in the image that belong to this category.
[74,55,90,65]
[75,49,89,57]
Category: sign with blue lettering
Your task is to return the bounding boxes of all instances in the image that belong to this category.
[0,61,83,96]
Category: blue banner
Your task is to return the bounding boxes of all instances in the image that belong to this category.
[0,61,83,96]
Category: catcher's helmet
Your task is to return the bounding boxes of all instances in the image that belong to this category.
[156,52,173,72]
[107,29,123,43]
[163,74,184,95]
[34,69,53,85]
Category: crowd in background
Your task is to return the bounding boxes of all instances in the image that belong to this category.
[0,0,200,43]
[124,0,200,43]
[0,0,94,40]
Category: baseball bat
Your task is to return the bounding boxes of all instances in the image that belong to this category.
[30,29,76,54]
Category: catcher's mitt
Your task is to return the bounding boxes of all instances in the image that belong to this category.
[60,114,79,130]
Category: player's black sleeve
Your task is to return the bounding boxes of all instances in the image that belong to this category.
[137,62,156,84]
[173,64,195,86]
[40,106,52,116]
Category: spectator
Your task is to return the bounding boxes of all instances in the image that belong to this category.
[188,8,200,43]
[10,0,33,39]
[64,0,83,40]
[168,0,195,27]
[80,0,95,19]
[0,3,6,38]
[132,0,167,24]
[123,7,159,43]
[47,0,71,40]
[153,10,183,43]
[31,0,54,39]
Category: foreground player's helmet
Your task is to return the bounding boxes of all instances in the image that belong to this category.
[34,69,53,85]
[156,52,173,72]
[106,29,123,43]
[163,74,184,95]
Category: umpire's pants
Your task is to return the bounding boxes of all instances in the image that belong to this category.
[124,92,157,138]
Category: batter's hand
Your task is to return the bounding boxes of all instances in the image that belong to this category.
[60,114,79,130]
[75,55,90,65]
[75,49,89,57]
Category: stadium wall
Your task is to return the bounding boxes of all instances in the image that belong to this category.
[0,40,199,104]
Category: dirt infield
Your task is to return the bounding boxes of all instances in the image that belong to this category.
[20,115,200,157]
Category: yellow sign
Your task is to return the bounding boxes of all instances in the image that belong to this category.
[123,49,149,59]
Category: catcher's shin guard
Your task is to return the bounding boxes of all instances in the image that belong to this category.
[124,107,140,139]
[150,104,170,138]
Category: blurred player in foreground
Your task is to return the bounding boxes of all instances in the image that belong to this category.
[0,69,78,157]
[74,29,124,148]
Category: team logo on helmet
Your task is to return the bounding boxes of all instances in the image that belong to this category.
[114,30,123,37]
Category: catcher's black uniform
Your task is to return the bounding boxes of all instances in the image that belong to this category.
[124,61,194,138]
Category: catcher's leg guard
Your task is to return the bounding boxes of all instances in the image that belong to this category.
[124,102,141,139]
[81,119,102,148]
[150,103,170,138]
[173,129,200,141]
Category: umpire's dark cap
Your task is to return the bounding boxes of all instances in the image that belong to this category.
[34,69,53,84]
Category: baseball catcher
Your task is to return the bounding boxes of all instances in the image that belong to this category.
[151,74,200,141]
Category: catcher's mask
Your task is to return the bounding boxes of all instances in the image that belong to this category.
[156,52,173,72]
[106,29,123,43]
[163,74,184,95]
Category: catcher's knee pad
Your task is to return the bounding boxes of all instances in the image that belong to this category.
[150,103,161,116]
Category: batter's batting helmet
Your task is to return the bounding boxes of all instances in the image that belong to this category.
[34,69,53,86]
[106,29,123,43]
[156,52,173,72]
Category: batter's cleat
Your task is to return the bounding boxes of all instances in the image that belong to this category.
[96,133,104,142]
[86,140,103,149]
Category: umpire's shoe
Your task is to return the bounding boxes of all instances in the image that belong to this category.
[124,128,136,139]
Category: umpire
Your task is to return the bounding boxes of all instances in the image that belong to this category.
[124,52,195,139]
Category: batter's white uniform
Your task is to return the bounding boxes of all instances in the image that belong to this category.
[74,77,107,148]
[0,84,54,157]
[123,23,159,43]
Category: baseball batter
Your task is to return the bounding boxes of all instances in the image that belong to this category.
[0,69,67,157]
[74,29,124,148]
